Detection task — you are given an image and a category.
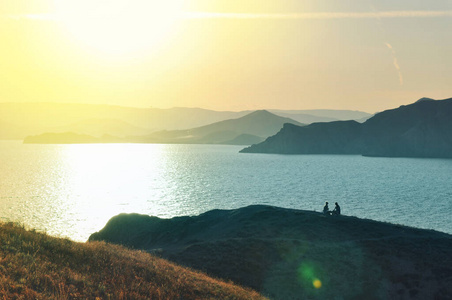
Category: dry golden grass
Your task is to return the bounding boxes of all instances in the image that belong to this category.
[0,222,266,299]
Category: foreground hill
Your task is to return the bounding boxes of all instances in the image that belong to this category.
[241,98,452,158]
[89,205,452,300]
[0,222,264,299]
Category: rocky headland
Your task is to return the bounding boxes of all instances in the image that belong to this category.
[241,98,452,158]
[89,205,452,299]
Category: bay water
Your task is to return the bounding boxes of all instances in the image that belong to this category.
[1,141,451,242]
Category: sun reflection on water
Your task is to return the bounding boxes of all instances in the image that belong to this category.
[59,144,180,241]
[0,143,184,242]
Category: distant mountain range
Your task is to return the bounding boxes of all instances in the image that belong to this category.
[24,110,304,145]
[49,118,152,137]
[0,102,371,140]
[241,98,452,158]
[129,110,304,144]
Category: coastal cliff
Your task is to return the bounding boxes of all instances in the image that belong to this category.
[241,98,452,158]
[89,205,452,299]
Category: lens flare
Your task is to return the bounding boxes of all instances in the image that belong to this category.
[313,279,322,289]
[298,262,323,290]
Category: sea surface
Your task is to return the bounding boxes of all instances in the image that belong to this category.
[1,140,451,242]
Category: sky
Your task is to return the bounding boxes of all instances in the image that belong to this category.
[0,0,451,113]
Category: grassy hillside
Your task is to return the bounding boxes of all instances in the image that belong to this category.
[0,222,265,299]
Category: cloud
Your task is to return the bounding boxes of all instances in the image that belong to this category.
[182,10,452,20]
[385,43,403,86]
[5,10,452,22]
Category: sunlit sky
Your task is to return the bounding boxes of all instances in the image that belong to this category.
[1,0,451,113]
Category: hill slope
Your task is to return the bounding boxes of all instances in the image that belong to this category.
[24,110,304,145]
[49,118,152,137]
[0,103,250,139]
[270,109,372,124]
[241,98,452,158]
[89,205,452,300]
[135,110,304,144]
[0,222,264,299]
[24,132,101,144]
[1,102,370,140]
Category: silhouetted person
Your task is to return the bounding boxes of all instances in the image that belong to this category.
[323,202,330,215]
[332,202,341,216]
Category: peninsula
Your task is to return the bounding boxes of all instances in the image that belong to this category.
[241,98,452,158]
[89,205,452,299]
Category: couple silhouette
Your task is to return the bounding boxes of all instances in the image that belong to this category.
[323,202,341,216]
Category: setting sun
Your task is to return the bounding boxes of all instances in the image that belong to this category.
[53,0,183,56]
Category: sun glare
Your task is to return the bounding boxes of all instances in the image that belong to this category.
[53,0,183,57]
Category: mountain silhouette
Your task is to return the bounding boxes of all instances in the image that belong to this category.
[241,98,452,158]
[222,134,265,145]
[49,118,152,137]
[1,102,370,140]
[269,109,371,123]
[24,132,99,144]
[23,110,303,145]
[0,103,250,140]
[415,97,435,103]
[131,110,304,145]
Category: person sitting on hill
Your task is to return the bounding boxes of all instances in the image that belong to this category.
[332,202,341,216]
[323,202,330,215]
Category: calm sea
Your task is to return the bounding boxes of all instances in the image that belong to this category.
[1,141,451,242]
